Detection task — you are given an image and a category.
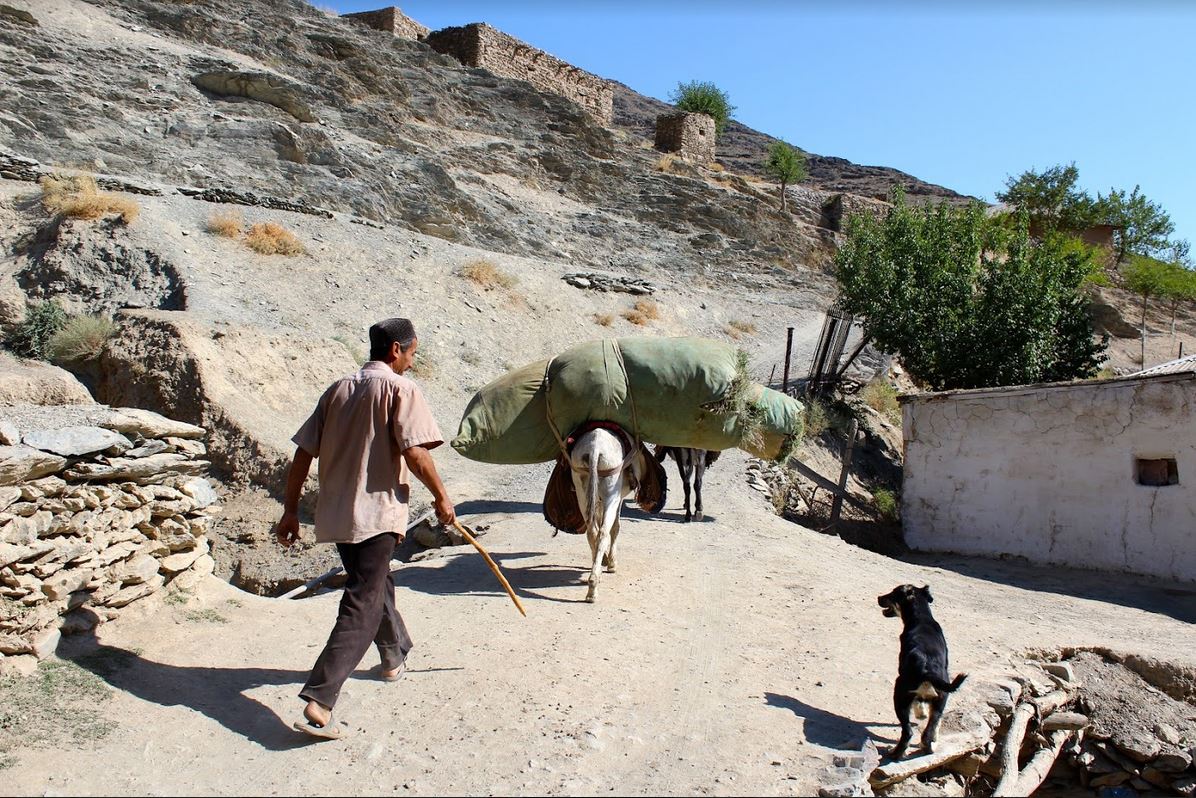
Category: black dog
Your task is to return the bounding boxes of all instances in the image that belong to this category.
[877,584,967,759]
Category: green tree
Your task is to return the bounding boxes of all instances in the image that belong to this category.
[1159,255,1196,338]
[1123,254,1172,365]
[1096,185,1175,263]
[835,189,1106,391]
[669,81,735,136]
[995,163,1099,231]
[763,141,807,211]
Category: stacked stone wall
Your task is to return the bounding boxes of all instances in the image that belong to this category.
[342,6,429,40]
[654,112,716,164]
[0,408,218,676]
[425,23,614,126]
[820,192,891,232]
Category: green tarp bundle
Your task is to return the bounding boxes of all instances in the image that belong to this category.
[451,336,804,464]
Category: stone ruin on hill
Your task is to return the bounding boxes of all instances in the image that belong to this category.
[344,8,615,127]
[341,6,429,41]
[654,111,716,164]
[0,407,218,677]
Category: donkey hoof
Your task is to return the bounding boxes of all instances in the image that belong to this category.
[585,593,596,603]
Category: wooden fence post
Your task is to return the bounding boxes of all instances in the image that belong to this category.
[827,419,859,533]
[781,326,794,394]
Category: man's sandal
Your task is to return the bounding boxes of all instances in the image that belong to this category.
[293,713,344,740]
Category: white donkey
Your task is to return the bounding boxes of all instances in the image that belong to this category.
[568,426,647,603]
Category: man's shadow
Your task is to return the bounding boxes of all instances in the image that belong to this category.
[60,632,327,751]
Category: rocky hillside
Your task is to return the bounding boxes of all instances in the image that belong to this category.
[611,82,973,203]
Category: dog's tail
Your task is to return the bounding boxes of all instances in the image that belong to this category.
[933,673,968,693]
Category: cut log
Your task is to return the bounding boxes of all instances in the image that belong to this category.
[992,690,1073,797]
[1007,730,1074,796]
[869,731,990,790]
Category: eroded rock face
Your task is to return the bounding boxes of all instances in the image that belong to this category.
[97,309,354,490]
[16,220,186,316]
[191,70,316,124]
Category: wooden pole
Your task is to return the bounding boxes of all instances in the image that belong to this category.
[453,520,526,617]
[768,364,776,388]
[828,419,858,533]
[781,326,794,394]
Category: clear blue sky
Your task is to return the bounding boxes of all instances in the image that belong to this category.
[331,1,1196,250]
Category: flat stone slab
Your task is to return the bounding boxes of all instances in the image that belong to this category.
[102,408,206,440]
[0,445,68,486]
[22,426,132,457]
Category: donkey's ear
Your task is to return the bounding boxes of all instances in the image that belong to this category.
[919,585,933,602]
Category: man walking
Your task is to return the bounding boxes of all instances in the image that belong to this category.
[275,317,455,739]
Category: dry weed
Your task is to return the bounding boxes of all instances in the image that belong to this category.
[244,222,305,256]
[593,312,614,327]
[39,175,138,224]
[654,154,677,173]
[206,210,243,238]
[708,162,726,173]
[622,299,660,326]
[460,259,517,290]
[47,315,116,362]
[860,379,900,423]
[724,319,757,339]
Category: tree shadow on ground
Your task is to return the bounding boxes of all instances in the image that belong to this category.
[764,692,896,749]
[895,550,1196,625]
[392,550,590,604]
[59,635,321,751]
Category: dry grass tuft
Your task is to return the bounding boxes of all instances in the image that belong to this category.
[621,299,661,326]
[47,315,116,362]
[244,222,305,256]
[593,312,614,327]
[460,259,517,290]
[39,175,139,225]
[860,378,900,423]
[708,162,726,173]
[654,154,677,173]
[724,319,757,339]
[206,210,243,238]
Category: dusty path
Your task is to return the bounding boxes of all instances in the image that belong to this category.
[5,451,1194,795]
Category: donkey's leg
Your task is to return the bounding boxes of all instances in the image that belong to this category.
[588,478,622,602]
[680,453,694,523]
[693,452,706,522]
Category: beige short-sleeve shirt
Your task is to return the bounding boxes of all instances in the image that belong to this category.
[292,361,443,544]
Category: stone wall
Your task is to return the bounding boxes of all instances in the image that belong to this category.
[0,407,218,676]
[654,112,715,164]
[424,23,614,126]
[820,192,891,232]
[341,6,429,41]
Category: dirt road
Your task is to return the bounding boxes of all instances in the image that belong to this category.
[4,450,1194,795]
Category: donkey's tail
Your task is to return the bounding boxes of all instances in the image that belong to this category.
[586,446,601,536]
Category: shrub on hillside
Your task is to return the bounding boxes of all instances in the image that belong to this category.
[669,81,735,136]
[459,259,517,290]
[593,312,614,327]
[244,222,305,256]
[40,175,139,225]
[5,300,68,360]
[724,320,757,339]
[206,210,243,238]
[872,489,900,522]
[48,315,116,362]
[622,299,660,326]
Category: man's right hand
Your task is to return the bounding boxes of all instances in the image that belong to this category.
[275,510,301,548]
[434,496,456,527]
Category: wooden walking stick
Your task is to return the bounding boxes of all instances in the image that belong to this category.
[452,519,526,617]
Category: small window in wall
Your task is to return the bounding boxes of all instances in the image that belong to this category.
[1136,457,1179,486]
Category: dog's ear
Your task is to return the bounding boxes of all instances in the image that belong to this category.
[919,585,933,603]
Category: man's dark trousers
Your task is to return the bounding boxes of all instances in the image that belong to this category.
[300,532,413,709]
